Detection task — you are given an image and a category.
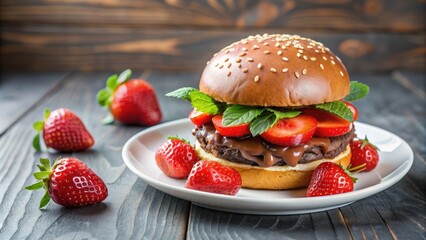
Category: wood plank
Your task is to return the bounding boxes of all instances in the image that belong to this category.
[0,0,423,32]
[1,27,424,72]
[0,72,191,239]
[0,72,69,136]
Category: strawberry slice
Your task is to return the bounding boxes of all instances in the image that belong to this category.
[260,114,317,146]
[303,109,352,137]
[212,115,250,137]
[342,100,359,121]
[189,109,214,126]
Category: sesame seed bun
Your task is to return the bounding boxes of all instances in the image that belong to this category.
[200,34,350,107]
[195,141,351,190]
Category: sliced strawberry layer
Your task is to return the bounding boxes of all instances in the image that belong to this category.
[303,109,352,137]
[260,114,317,146]
[212,115,250,137]
[189,109,214,126]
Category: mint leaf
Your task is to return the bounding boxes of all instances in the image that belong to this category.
[189,91,220,114]
[316,101,353,122]
[223,105,265,126]
[250,111,276,136]
[117,69,132,85]
[345,81,369,101]
[166,87,197,101]
[267,109,301,119]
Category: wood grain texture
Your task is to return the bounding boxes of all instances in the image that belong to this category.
[1,0,423,32]
[0,72,193,239]
[0,72,69,135]
[1,27,424,72]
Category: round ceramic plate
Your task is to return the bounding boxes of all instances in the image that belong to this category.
[122,119,413,215]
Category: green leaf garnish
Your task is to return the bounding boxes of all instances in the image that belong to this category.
[166,87,197,101]
[250,111,277,136]
[344,81,370,101]
[32,133,41,152]
[316,101,354,122]
[188,91,221,114]
[223,105,265,126]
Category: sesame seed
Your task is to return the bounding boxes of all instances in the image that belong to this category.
[302,69,307,75]
[235,58,241,63]
[281,46,287,49]
[238,63,242,68]
[275,43,280,47]
[225,50,229,54]
[320,64,324,70]
[239,52,247,57]
[224,58,229,62]
[295,72,300,78]
[298,49,303,53]
[307,46,313,49]
[330,56,334,59]
[331,60,335,65]
[242,68,248,73]
[253,45,260,50]
[282,68,289,73]
[282,57,288,62]
[241,40,248,44]
[303,55,308,60]
[215,63,219,67]
[315,50,320,53]
[257,63,263,69]
[206,61,210,65]
[323,56,327,61]
[242,47,248,51]
[227,62,231,68]
[254,76,260,82]
[227,71,231,77]
[263,42,269,46]
[219,65,224,69]
[277,50,283,55]
[340,71,344,76]
[311,57,317,61]
[270,68,277,73]
[213,53,218,57]
[247,58,254,62]
[258,39,263,43]
[297,53,301,57]
[264,50,270,54]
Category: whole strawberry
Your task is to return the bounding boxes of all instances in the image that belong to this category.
[186,161,242,195]
[97,69,162,125]
[350,136,380,172]
[306,162,364,197]
[25,157,108,208]
[155,137,199,178]
[33,108,94,152]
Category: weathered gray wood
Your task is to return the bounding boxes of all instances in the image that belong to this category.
[0,72,69,135]
[0,72,192,239]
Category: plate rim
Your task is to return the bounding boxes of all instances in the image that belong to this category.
[122,118,414,213]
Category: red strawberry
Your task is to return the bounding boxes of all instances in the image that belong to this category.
[97,69,162,125]
[350,136,380,172]
[306,162,364,197]
[186,161,242,195]
[32,108,94,152]
[155,137,199,178]
[25,157,108,208]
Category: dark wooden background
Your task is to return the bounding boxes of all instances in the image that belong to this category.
[1,0,425,73]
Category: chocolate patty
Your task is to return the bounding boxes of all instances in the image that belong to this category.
[193,124,355,167]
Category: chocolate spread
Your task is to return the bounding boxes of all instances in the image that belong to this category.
[193,124,354,167]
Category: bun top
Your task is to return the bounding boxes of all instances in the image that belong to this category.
[199,34,350,107]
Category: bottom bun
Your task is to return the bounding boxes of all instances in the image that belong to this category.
[195,141,351,190]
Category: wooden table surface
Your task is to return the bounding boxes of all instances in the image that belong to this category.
[0,71,424,239]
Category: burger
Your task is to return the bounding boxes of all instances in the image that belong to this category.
[167,34,368,190]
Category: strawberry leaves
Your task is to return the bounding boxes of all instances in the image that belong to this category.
[25,158,53,209]
[97,69,132,108]
[32,108,51,152]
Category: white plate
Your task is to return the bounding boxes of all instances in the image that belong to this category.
[122,119,413,215]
